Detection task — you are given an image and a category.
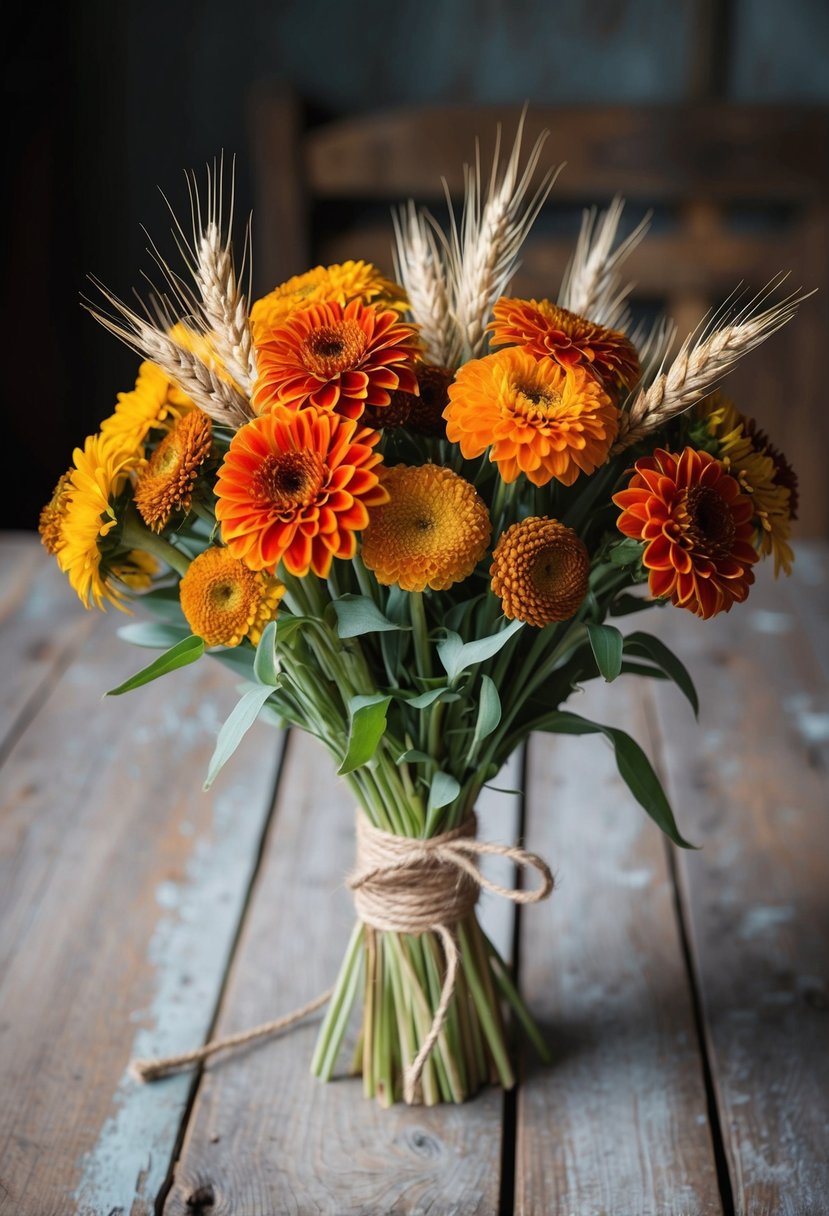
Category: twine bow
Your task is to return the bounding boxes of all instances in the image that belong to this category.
[348,811,554,1103]
[130,812,553,1101]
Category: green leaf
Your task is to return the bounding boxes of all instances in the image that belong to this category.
[624,632,699,717]
[333,595,404,638]
[253,620,280,687]
[537,710,695,848]
[608,538,646,567]
[425,770,461,832]
[106,635,205,696]
[609,592,654,617]
[204,684,274,789]
[586,623,624,682]
[437,618,524,681]
[470,676,501,756]
[338,694,392,775]
[396,748,432,764]
[399,686,461,709]
[117,621,191,649]
[136,586,188,624]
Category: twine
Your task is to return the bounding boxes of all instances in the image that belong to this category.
[130,812,553,1099]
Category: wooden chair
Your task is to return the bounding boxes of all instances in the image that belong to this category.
[248,91,829,535]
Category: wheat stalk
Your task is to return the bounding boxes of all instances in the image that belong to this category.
[85,281,253,429]
[612,278,812,454]
[560,196,650,332]
[446,112,560,366]
[392,200,454,366]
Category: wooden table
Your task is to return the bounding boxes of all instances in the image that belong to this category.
[1,532,827,1216]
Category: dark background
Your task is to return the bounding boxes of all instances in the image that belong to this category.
[5,0,829,532]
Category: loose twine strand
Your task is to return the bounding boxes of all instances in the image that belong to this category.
[130,812,553,1100]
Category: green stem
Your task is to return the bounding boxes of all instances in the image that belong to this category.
[409,592,433,680]
[121,510,191,577]
[310,921,365,1080]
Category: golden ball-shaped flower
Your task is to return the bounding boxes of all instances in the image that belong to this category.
[491,517,590,627]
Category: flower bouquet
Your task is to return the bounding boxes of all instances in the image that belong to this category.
[40,126,805,1107]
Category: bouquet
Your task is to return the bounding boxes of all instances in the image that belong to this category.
[39,125,806,1107]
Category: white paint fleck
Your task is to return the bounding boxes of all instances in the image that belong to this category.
[738,904,795,940]
[696,1113,707,1125]
[794,711,829,743]
[154,881,180,910]
[749,609,793,634]
[617,867,652,889]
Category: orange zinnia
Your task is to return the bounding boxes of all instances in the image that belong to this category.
[252,298,420,421]
[444,347,618,487]
[489,297,640,391]
[215,406,387,578]
[613,447,759,619]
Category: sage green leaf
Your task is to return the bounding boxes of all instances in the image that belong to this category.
[253,620,280,687]
[624,632,699,717]
[333,595,403,638]
[117,621,191,649]
[437,618,524,681]
[608,538,646,567]
[396,748,432,764]
[426,770,461,825]
[586,622,624,682]
[338,694,392,775]
[400,686,461,709]
[204,684,274,789]
[609,592,653,617]
[470,676,501,756]
[538,710,695,848]
[136,586,189,625]
[106,635,205,696]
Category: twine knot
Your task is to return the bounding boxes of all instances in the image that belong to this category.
[348,811,553,1103]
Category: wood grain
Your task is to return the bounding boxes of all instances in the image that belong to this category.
[0,542,281,1216]
[164,729,509,1216]
[515,674,722,1215]
[650,557,829,1215]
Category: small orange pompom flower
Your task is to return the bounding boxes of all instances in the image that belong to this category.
[134,409,213,532]
[179,546,284,648]
[361,463,491,592]
[252,298,420,421]
[613,447,759,619]
[489,297,641,391]
[491,517,590,627]
[215,407,387,578]
[445,347,618,487]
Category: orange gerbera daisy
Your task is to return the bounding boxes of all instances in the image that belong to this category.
[252,298,420,421]
[215,407,387,578]
[489,298,640,391]
[134,409,213,532]
[361,464,491,592]
[179,546,284,647]
[445,347,618,487]
[491,517,590,627]
[613,447,759,619]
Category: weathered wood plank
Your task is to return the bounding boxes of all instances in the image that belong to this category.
[649,555,829,1214]
[164,730,508,1216]
[0,605,281,1216]
[516,675,722,1215]
[0,534,97,755]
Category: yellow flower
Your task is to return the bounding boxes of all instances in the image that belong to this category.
[55,432,149,610]
[700,393,796,576]
[38,470,74,555]
[251,261,408,343]
[134,409,213,532]
[179,546,284,647]
[100,361,194,453]
[490,517,590,627]
[361,463,491,592]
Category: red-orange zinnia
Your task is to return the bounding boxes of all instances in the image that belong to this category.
[489,297,640,391]
[613,447,759,619]
[215,407,388,578]
[252,298,420,421]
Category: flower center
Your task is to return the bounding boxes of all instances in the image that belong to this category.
[301,321,368,379]
[530,548,566,592]
[253,451,325,511]
[682,485,736,556]
[512,381,562,421]
[151,436,182,477]
[209,579,243,613]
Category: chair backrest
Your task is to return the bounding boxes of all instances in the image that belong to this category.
[249,91,829,535]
